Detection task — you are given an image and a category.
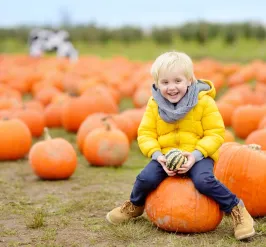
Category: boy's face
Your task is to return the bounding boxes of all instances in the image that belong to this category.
[157,67,192,103]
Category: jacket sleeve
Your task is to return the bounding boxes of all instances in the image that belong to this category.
[195,96,225,158]
[137,98,161,158]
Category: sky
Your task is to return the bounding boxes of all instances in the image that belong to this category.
[1,0,266,28]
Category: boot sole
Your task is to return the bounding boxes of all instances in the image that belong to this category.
[236,229,256,240]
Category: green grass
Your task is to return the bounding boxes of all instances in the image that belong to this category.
[25,209,46,229]
[75,38,266,62]
[2,37,266,62]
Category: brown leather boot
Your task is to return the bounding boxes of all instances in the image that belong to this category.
[231,200,255,240]
[106,200,144,225]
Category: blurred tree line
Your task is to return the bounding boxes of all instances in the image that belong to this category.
[1,21,266,45]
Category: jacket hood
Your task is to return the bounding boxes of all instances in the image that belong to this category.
[197,79,216,99]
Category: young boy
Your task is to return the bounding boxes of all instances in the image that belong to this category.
[106,51,255,240]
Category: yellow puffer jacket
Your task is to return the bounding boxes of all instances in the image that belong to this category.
[137,79,225,162]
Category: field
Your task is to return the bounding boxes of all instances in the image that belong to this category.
[2,37,266,62]
[0,98,265,247]
[1,41,266,247]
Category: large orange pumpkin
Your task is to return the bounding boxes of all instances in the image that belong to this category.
[0,118,32,160]
[83,121,129,166]
[29,128,77,180]
[214,142,266,216]
[145,177,223,232]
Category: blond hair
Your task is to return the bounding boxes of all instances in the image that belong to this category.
[150,51,196,84]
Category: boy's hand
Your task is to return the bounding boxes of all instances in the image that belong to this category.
[177,152,196,174]
[157,155,177,176]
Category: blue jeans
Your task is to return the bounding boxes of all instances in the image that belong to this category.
[130,158,239,213]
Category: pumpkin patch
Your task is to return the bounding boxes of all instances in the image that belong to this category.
[1,54,266,244]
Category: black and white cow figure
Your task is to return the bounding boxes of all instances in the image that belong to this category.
[28,28,78,61]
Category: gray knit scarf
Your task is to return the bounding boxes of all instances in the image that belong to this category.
[152,80,210,123]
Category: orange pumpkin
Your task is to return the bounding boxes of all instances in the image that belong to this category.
[258,116,266,129]
[83,121,129,166]
[231,105,266,139]
[34,86,61,106]
[246,129,266,150]
[24,100,45,112]
[81,85,119,112]
[61,93,118,132]
[0,110,12,119]
[218,92,244,107]
[107,85,121,104]
[111,114,136,143]
[132,86,151,108]
[0,118,32,160]
[223,63,241,76]
[145,177,223,232]
[121,108,145,139]
[0,86,22,101]
[29,128,77,180]
[217,102,235,127]
[209,73,225,92]
[76,113,117,153]
[227,73,245,87]
[215,142,266,216]
[0,97,21,110]
[12,108,45,137]
[224,129,235,142]
[44,103,63,128]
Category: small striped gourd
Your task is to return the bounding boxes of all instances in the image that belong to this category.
[165,149,187,171]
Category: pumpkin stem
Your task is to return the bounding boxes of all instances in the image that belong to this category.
[249,81,256,91]
[67,91,79,97]
[102,116,111,131]
[247,144,261,151]
[44,127,52,140]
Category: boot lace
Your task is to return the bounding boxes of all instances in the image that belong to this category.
[231,206,244,227]
[120,200,138,214]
